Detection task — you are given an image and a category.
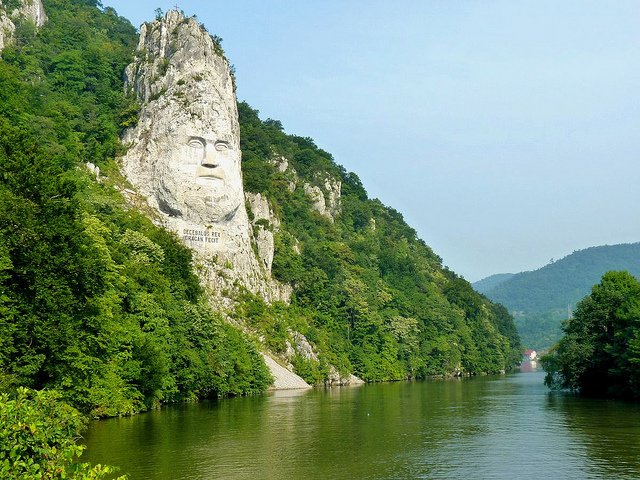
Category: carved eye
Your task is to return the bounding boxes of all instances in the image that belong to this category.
[215,141,229,152]
[188,138,205,149]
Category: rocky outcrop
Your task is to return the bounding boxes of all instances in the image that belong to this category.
[271,155,289,173]
[283,330,365,387]
[120,10,289,304]
[268,154,341,218]
[0,0,47,54]
[0,11,14,52]
[120,10,300,389]
[302,175,341,221]
[303,183,327,218]
[85,162,100,180]
[14,0,46,27]
[119,10,358,391]
[285,331,319,363]
[269,155,297,191]
[327,367,365,387]
[246,192,278,273]
[322,175,341,217]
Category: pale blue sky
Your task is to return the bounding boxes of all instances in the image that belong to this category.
[102,0,640,281]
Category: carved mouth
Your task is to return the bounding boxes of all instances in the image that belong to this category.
[196,166,224,180]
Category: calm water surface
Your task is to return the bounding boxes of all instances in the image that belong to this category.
[83,370,640,479]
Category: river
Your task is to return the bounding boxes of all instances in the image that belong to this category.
[82,369,640,479]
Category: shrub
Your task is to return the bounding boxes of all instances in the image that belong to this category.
[0,388,125,479]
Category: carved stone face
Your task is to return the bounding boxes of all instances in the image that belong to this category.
[122,11,244,227]
[151,112,243,224]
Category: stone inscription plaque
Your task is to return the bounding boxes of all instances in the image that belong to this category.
[182,228,223,245]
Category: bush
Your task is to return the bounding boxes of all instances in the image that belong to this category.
[0,388,125,479]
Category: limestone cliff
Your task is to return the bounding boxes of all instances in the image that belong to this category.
[0,0,47,53]
[120,11,289,304]
[119,11,370,388]
[269,154,341,221]
[303,175,341,221]
[245,192,277,273]
[14,0,47,27]
[0,11,14,52]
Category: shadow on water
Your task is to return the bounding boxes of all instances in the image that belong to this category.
[545,391,640,479]
[82,372,640,480]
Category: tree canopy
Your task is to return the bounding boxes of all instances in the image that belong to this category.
[0,0,271,417]
[238,102,522,381]
[542,271,640,399]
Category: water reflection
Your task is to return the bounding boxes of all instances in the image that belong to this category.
[519,360,538,373]
[545,393,640,479]
[83,372,640,479]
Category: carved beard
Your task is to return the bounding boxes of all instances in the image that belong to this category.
[154,175,242,224]
[202,190,242,222]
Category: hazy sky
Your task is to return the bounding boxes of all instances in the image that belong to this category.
[102,0,640,281]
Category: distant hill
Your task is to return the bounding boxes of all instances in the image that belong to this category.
[473,273,515,295]
[476,243,640,350]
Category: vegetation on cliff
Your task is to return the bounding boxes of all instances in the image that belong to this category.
[238,103,522,382]
[542,271,640,399]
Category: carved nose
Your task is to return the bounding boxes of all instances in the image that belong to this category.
[201,145,218,168]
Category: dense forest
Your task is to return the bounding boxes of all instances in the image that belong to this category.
[0,1,524,475]
[476,243,640,350]
[0,0,520,422]
[542,271,640,399]
[0,0,271,419]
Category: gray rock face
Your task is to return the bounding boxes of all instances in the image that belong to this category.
[283,330,364,387]
[303,175,341,221]
[15,0,47,27]
[245,192,277,273]
[303,183,326,217]
[120,11,288,302]
[269,154,341,216]
[0,11,15,52]
[0,0,47,54]
[285,331,319,363]
[323,176,341,217]
[326,366,365,386]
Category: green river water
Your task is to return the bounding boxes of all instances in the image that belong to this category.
[83,369,640,479]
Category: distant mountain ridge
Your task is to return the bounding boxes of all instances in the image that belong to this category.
[473,273,515,295]
[474,243,640,349]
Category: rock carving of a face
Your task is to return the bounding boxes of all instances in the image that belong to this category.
[152,108,243,224]
[123,12,244,226]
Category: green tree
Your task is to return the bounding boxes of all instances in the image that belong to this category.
[0,388,125,479]
[542,271,640,398]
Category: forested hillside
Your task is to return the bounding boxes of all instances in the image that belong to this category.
[477,243,640,350]
[0,0,271,417]
[0,0,521,419]
[236,103,521,381]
